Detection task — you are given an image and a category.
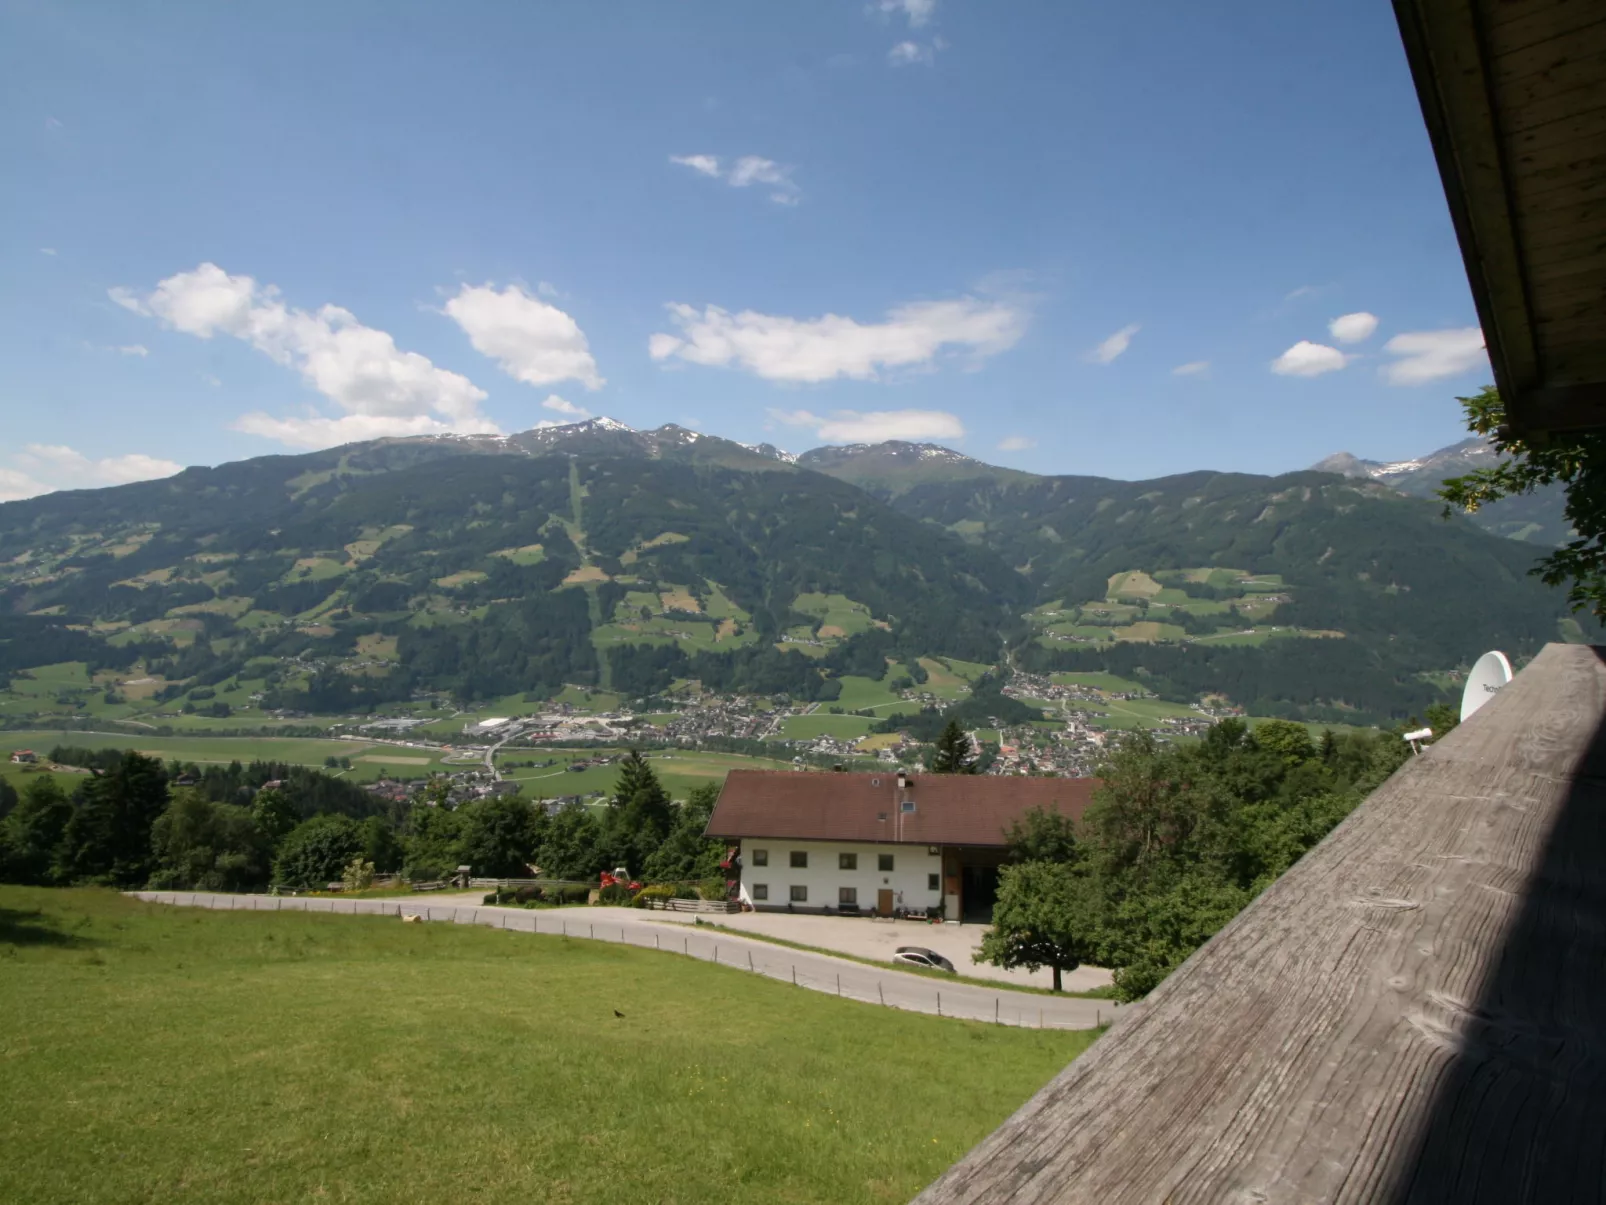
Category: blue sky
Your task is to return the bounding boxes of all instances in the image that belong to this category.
[1,0,1492,499]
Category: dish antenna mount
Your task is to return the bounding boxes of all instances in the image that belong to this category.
[1460,650,1513,723]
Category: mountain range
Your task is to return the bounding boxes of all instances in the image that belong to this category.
[0,418,1592,726]
[1310,437,1571,545]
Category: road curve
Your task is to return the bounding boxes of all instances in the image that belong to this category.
[125,891,1116,1030]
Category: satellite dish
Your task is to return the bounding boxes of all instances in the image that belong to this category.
[1460,650,1513,722]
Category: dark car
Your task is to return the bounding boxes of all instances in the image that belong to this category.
[893,946,956,973]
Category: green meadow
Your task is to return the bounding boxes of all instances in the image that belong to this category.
[0,888,1095,1205]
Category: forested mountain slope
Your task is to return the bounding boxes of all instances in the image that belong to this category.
[0,423,1592,724]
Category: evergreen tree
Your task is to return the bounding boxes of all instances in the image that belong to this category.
[61,751,169,885]
[0,777,75,885]
[607,750,673,873]
[929,719,978,774]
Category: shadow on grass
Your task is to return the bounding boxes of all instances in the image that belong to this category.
[0,906,92,948]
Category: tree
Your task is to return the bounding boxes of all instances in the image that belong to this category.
[457,796,545,877]
[251,788,300,843]
[978,860,1101,992]
[1005,805,1080,864]
[641,783,727,883]
[60,751,169,885]
[0,777,74,885]
[401,805,463,881]
[607,750,673,872]
[273,814,364,888]
[149,789,271,891]
[929,719,977,774]
[537,804,606,881]
[1440,384,1606,619]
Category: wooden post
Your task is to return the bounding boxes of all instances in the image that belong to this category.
[879,982,885,1005]
[792,965,797,986]
[837,973,842,996]
[996,998,1000,1024]
[748,951,754,971]
[937,991,941,1017]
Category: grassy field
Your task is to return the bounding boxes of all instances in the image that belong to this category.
[775,713,878,742]
[0,730,463,786]
[496,747,800,799]
[0,888,1094,1204]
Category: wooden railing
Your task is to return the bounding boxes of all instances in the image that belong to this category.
[915,642,1606,1204]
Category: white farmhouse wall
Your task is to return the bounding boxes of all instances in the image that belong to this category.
[739,838,942,913]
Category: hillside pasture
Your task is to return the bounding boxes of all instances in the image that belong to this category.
[0,887,1095,1205]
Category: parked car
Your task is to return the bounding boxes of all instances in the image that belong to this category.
[893,946,956,973]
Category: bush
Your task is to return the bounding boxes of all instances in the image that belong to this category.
[515,884,541,904]
[695,878,727,901]
[539,885,588,905]
[597,883,632,906]
[341,857,376,892]
[632,884,677,908]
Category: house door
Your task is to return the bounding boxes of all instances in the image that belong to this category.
[877,889,894,917]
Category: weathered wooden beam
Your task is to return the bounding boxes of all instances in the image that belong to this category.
[914,643,1606,1204]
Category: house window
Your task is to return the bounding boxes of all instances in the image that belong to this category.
[839,887,857,906]
[790,850,808,868]
[839,852,857,870]
[790,885,808,903]
[900,800,916,813]
[928,873,940,891]
[879,854,894,872]
[752,883,769,901]
[752,849,768,867]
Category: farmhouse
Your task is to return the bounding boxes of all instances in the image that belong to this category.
[705,769,1096,922]
[9,749,37,764]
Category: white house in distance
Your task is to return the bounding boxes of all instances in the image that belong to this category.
[705,769,1096,922]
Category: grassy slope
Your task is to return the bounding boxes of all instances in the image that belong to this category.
[0,888,1094,1205]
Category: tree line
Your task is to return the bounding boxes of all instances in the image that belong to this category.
[980,718,1418,998]
[0,749,724,894]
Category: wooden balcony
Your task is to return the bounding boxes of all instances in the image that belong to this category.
[916,642,1606,1204]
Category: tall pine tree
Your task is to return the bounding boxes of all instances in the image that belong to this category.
[930,719,978,774]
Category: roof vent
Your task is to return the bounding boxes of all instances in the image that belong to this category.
[870,777,881,787]
[877,812,888,822]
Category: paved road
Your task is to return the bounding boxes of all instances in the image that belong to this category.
[127,891,1118,1030]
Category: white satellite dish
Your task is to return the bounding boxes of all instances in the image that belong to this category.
[1460,650,1513,722]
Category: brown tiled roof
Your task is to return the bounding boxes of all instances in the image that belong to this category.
[704,770,1097,848]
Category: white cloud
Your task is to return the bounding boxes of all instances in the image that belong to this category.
[4,443,183,499]
[114,263,496,449]
[1271,340,1350,377]
[443,282,603,391]
[997,435,1035,451]
[0,468,49,502]
[542,394,590,419]
[230,412,490,450]
[39,247,56,256]
[1284,285,1319,302]
[770,407,964,443]
[117,344,149,357]
[1087,324,1139,365]
[669,154,722,178]
[202,374,222,387]
[671,154,800,204]
[649,295,1025,383]
[1329,312,1379,344]
[1381,327,1487,385]
[878,0,936,26]
[1172,360,1210,377]
[888,41,934,65]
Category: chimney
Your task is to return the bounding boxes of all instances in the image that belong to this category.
[896,771,907,791]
